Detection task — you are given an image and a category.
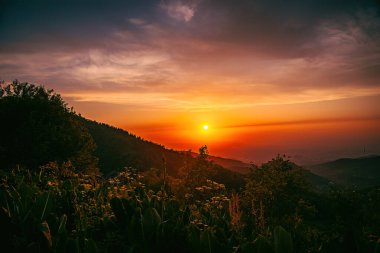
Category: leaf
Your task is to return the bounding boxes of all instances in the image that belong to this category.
[128,207,145,243]
[57,214,67,235]
[188,225,201,253]
[251,236,274,253]
[375,238,380,253]
[200,228,224,253]
[85,239,99,253]
[110,198,126,224]
[36,191,51,221]
[66,238,81,253]
[273,226,293,253]
[182,206,191,224]
[200,229,212,253]
[40,221,52,248]
[143,207,161,230]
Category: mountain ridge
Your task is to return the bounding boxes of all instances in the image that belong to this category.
[83,118,380,190]
[306,155,380,189]
[83,118,251,176]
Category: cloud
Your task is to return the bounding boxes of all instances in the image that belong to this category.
[1,0,380,112]
[160,1,197,22]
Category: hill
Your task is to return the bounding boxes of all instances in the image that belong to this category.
[84,118,332,190]
[301,169,331,191]
[191,152,251,174]
[306,155,380,189]
[83,119,247,184]
[84,119,186,176]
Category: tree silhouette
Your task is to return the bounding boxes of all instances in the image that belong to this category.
[243,155,312,233]
[0,80,97,171]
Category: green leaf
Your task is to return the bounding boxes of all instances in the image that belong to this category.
[251,236,274,253]
[200,228,223,253]
[182,206,191,224]
[188,225,201,253]
[110,197,127,226]
[128,207,145,243]
[375,239,380,253]
[57,214,67,235]
[36,191,51,221]
[66,238,81,253]
[85,239,99,253]
[143,207,161,229]
[200,229,213,253]
[40,221,52,248]
[273,226,293,253]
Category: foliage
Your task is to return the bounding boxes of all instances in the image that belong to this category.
[84,120,247,189]
[1,81,380,252]
[1,155,380,252]
[243,155,312,233]
[0,81,97,172]
[307,156,380,189]
[84,119,188,176]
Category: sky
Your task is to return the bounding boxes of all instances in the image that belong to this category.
[1,0,380,164]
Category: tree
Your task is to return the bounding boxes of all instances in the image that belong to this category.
[243,155,313,234]
[182,145,214,187]
[0,80,97,172]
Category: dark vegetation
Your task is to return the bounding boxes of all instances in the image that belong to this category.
[84,118,249,176]
[0,81,97,172]
[84,119,245,189]
[1,81,380,253]
[307,156,380,189]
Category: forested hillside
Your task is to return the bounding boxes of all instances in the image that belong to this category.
[84,119,188,176]
[84,119,250,176]
[307,156,380,189]
[1,81,380,253]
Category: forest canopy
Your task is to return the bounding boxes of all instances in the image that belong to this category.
[0,80,97,171]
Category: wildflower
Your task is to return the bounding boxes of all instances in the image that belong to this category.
[47,181,58,187]
[82,183,92,190]
[195,187,204,192]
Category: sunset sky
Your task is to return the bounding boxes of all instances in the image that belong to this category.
[1,0,380,164]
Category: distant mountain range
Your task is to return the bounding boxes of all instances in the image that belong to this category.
[83,118,380,190]
[305,155,380,189]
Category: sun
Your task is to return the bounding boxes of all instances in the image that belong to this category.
[203,124,209,130]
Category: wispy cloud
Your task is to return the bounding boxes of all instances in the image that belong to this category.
[160,0,198,22]
[1,0,379,113]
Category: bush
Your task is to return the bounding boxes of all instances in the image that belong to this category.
[0,80,97,172]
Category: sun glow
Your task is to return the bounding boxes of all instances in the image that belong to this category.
[203,124,209,130]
